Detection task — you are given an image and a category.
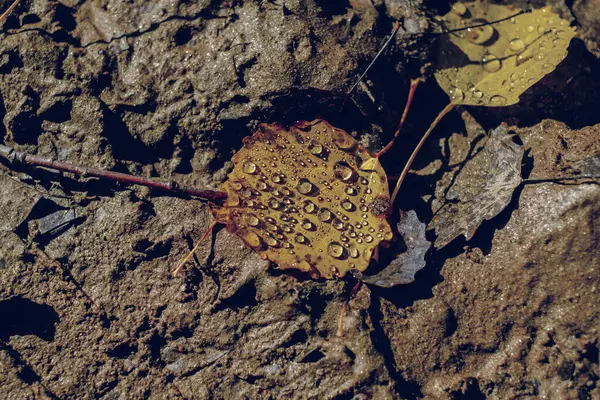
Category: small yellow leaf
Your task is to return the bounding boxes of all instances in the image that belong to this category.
[434,3,576,107]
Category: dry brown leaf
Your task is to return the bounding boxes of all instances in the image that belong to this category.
[357,210,430,288]
[428,124,524,248]
[435,3,576,106]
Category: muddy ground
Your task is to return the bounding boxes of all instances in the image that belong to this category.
[0,0,599,399]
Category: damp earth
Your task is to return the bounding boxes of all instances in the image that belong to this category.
[1,0,600,399]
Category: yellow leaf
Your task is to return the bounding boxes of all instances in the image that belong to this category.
[212,120,393,279]
[434,3,576,107]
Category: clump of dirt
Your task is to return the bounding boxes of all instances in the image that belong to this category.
[1,0,600,399]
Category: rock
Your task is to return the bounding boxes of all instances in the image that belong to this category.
[380,119,600,399]
[573,0,600,58]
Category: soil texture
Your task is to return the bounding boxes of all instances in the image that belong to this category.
[1,0,599,399]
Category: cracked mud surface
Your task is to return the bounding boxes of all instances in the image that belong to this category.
[0,1,599,399]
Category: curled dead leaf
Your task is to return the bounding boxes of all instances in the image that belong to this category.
[356,210,431,288]
[428,124,524,248]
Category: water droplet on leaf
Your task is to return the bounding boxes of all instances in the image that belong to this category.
[451,88,465,101]
[295,234,307,244]
[243,162,257,174]
[303,200,317,214]
[489,95,507,106]
[466,20,495,45]
[328,242,345,259]
[332,218,345,230]
[246,214,260,227]
[509,38,525,52]
[341,200,355,211]
[318,208,332,222]
[297,178,315,195]
[452,2,467,16]
[482,54,501,72]
[333,162,355,182]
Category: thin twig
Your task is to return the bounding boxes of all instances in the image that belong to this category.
[336,281,362,338]
[428,9,531,37]
[391,102,455,204]
[377,77,421,158]
[0,144,227,202]
[345,22,402,97]
[172,220,218,277]
[0,0,21,23]
[522,175,600,184]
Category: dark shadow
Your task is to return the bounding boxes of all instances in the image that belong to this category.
[0,341,41,384]
[297,282,335,323]
[370,237,462,309]
[449,377,486,399]
[0,49,23,75]
[368,295,424,399]
[53,3,77,32]
[0,94,6,143]
[15,198,63,240]
[196,226,220,287]
[7,87,41,145]
[207,116,254,173]
[298,347,325,363]
[100,101,162,163]
[107,342,137,359]
[267,86,399,142]
[212,279,258,311]
[40,99,72,123]
[378,79,458,180]
[315,0,351,17]
[148,331,167,365]
[174,25,193,46]
[21,14,41,25]
[0,340,59,397]
[0,296,60,341]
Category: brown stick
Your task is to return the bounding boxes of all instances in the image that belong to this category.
[172,220,218,277]
[336,280,363,338]
[0,0,21,23]
[391,102,455,204]
[377,77,421,158]
[0,144,227,202]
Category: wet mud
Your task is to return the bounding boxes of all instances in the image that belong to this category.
[0,1,599,399]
